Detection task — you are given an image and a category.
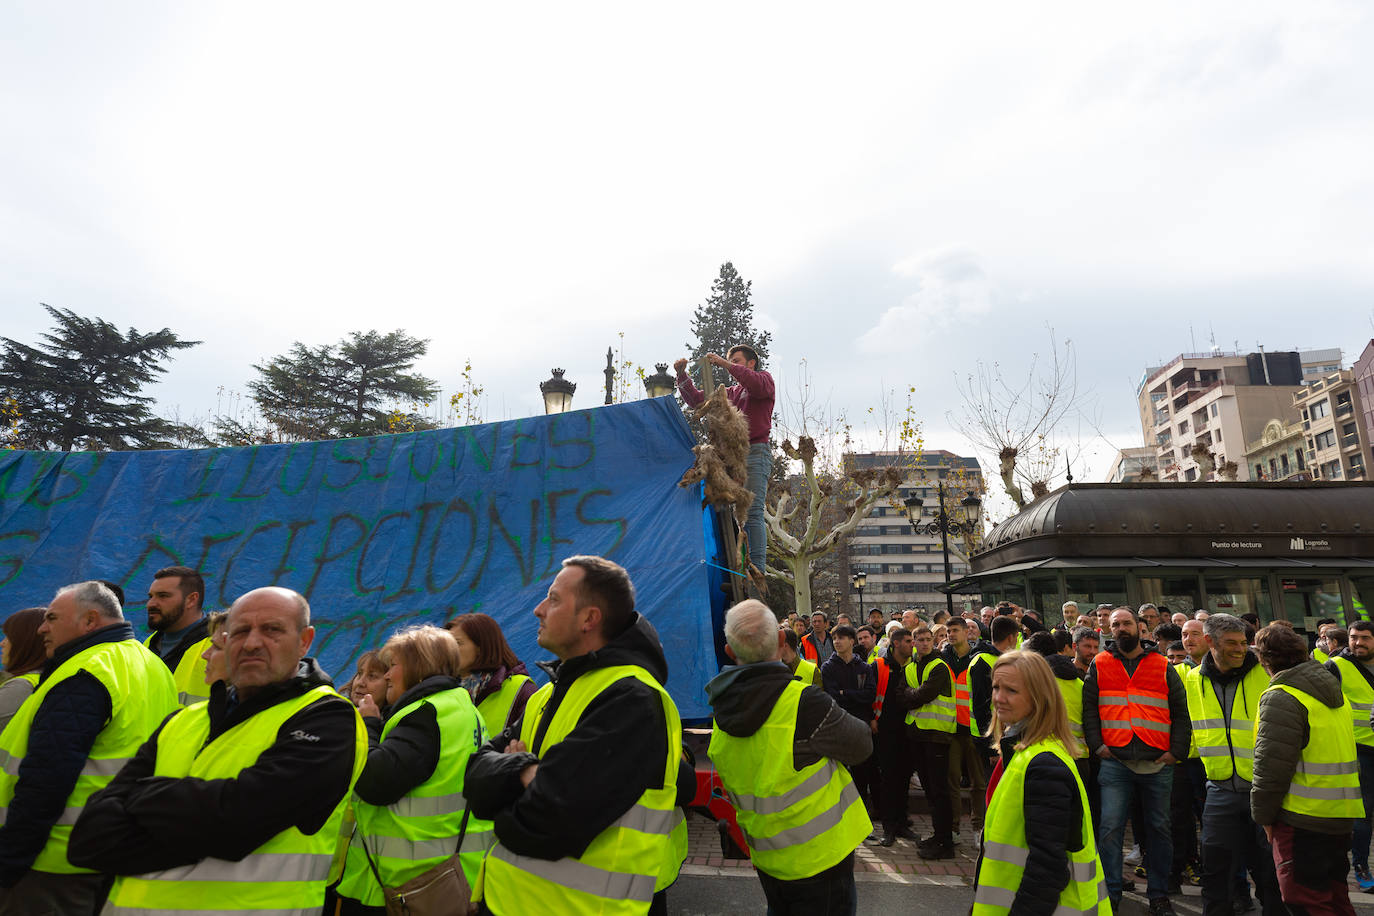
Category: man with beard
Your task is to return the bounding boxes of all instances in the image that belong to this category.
[1072,627,1100,677]
[1323,618,1374,892]
[145,566,214,707]
[1184,613,1282,914]
[1084,607,1191,914]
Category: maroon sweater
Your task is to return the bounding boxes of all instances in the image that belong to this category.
[676,363,776,444]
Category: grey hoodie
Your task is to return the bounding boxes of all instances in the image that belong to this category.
[1250,659,1355,835]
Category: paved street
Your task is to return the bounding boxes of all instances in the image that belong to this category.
[676,805,1374,914]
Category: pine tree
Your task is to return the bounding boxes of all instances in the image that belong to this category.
[0,304,200,451]
[248,329,439,440]
[685,262,773,389]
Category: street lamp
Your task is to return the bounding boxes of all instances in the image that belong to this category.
[643,363,676,398]
[903,483,983,617]
[851,570,867,619]
[539,368,576,414]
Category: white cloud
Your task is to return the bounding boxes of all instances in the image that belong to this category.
[856,248,995,352]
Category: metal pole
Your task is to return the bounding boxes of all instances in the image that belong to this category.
[858,585,864,620]
[938,482,955,618]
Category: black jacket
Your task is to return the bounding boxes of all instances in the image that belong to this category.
[975,727,1086,916]
[874,651,917,737]
[146,616,211,676]
[355,676,466,806]
[464,613,679,862]
[1082,640,1190,761]
[706,660,872,770]
[68,658,358,874]
[819,652,875,723]
[0,623,129,887]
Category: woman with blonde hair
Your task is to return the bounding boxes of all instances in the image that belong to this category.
[973,650,1109,915]
[334,625,494,914]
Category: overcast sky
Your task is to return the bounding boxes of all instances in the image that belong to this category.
[4,1,1372,512]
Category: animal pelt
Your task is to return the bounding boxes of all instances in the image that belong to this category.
[677,386,753,524]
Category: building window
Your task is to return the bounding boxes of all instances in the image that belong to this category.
[1209,403,1219,418]
[1280,453,1290,474]
[1184,467,1197,481]
[1310,399,1330,420]
[1215,429,1222,442]
[1314,430,1336,451]
[1322,459,1343,479]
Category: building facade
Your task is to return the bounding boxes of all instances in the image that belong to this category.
[1243,418,1308,482]
[843,450,983,618]
[1295,370,1370,482]
[1137,350,1306,482]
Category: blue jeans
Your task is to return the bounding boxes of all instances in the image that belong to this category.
[1098,758,1174,903]
[745,442,771,574]
[1352,748,1374,870]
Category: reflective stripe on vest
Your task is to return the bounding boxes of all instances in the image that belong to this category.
[1331,657,1374,748]
[799,635,819,662]
[102,686,367,914]
[708,679,872,881]
[905,656,957,732]
[872,658,892,720]
[0,638,177,874]
[476,673,532,740]
[338,686,494,906]
[481,665,684,915]
[1184,663,1268,783]
[1094,651,1171,750]
[1266,683,1364,820]
[1056,677,1088,759]
[973,737,1110,915]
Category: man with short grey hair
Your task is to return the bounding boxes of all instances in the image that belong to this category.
[0,582,177,914]
[707,599,872,911]
[1184,613,1282,913]
[71,586,366,914]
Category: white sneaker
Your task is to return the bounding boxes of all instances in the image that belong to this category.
[1123,844,1142,866]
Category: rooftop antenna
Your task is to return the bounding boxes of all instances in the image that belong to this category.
[1065,455,1073,484]
[1189,324,1197,353]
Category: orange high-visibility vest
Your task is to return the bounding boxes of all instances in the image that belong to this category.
[1094,650,1171,751]
[872,657,893,719]
[800,635,820,662]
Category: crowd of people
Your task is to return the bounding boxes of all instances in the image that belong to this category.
[0,558,690,916]
[1,558,1371,916]
[739,599,1373,915]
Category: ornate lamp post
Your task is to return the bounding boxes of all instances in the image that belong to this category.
[539,369,576,414]
[851,570,867,619]
[903,484,983,617]
[643,363,676,398]
[604,347,616,405]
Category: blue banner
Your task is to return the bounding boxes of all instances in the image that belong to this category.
[0,397,719,717]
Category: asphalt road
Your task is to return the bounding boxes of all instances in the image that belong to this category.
[667,874,972,914]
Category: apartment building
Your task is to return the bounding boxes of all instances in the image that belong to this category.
[843,450,983,617]
[1295,370,1370,481]
[1137,350,1306,482]
[1104,446,1159,483]
[1355,340,1374,456]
